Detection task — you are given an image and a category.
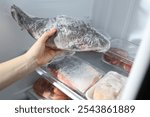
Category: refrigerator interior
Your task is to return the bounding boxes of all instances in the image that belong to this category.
[0,0,149,100]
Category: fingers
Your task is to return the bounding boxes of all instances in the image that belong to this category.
[46,47,61,55]
[39,28,57,43]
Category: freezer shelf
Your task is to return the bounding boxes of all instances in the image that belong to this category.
[76,52,128,77]
[36,67,86,100]
[35,52,128,100]
[26,88,46,100]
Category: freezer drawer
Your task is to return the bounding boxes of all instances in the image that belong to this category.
[35,52,128,100]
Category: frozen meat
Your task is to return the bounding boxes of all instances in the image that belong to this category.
[103,47,133,73]
[33,78,71,100]
[46,56,104,93]
[11,5,110,54]
[86,71,127,100]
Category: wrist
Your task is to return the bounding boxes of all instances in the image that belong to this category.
[23,53,39,69]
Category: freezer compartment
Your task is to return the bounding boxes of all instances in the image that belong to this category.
[102,39,138,73]
[85,71,127,100]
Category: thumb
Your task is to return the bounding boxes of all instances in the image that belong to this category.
[39,28,57,43]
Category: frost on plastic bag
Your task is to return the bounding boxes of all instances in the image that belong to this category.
[86,71,127,100]
[46,56,104,94]
[11,5,110,53]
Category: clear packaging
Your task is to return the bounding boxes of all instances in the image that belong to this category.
[85,71,127,100]
[11,5,110,53]
[102,39,138,73]
[33,78,71,100]
[46,56,104,94]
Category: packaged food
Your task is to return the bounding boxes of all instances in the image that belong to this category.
[102,39,137,73]
[33,78,71,100]
[85,71,127,100]
[46,56,104,94]
[11,5,110,54]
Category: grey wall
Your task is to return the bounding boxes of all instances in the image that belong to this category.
[91,0,150,45]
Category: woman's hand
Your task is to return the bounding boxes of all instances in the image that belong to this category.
[0,28,61,90]
[25,28,61,66]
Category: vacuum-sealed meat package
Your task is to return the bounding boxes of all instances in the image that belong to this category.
[103,47,133,73]
[102,39,137,73]
[33,78,71,100]
[46,56,104,94]
[86,71,127,100]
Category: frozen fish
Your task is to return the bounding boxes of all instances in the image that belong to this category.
[46,56,104,93]
[11,5,110,53]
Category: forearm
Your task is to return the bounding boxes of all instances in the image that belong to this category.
[0,54,38,90]
[0,28,58,90]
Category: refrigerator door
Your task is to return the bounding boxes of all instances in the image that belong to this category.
[121,18,150,99]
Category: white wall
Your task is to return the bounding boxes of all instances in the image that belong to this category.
[91,0,150,45]
[0,0,94,99]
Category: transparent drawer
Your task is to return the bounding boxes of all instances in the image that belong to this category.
[46,56,104,94]
[32,78,71,100]
[36,55,105,100]
[102,39,138,73]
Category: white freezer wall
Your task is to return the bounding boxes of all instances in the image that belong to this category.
[91,0,150,45]
[0,0,93,99]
